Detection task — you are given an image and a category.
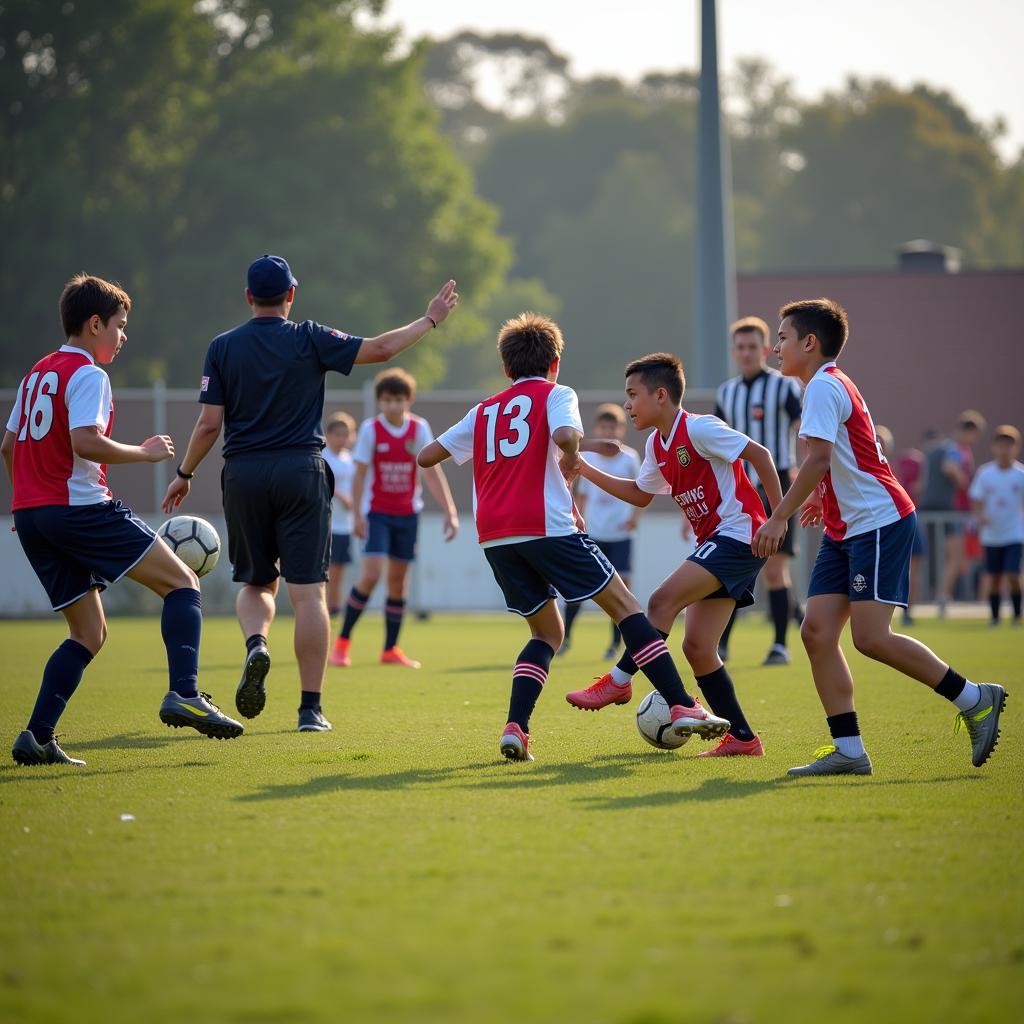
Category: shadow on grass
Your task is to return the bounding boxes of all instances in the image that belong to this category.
[60,730,182,751]
[577,775,788,810]
[0,757,216,783]
[443,663,513,674]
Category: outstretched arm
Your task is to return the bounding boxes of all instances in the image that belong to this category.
[576,459,654,509]
[752,438,832,557]
[73,426,174,466]
[354,281,459,364]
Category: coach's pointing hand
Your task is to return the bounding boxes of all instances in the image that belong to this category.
[425,280,459,327]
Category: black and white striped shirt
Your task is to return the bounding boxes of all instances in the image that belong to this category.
[714,368,802,486]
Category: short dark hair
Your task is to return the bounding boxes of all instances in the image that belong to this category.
[779,298,849,358]
[731,316,769,344]
[624,352,685,405]
[497,312,564,380]
[251,291,289,308]
[60,274,131,337]
[374,367,416,401]
[594,403,626,426]
[326,411,356,433]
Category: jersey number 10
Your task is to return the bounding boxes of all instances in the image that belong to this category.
[482,395,533,464]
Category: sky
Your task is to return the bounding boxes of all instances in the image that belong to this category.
[373,0,1024,162]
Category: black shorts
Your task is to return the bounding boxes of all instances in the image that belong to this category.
[984,543,1023,575]
[14,500,157,611]
[222,450,332,585]
[330,533,352,566]
[593,538,633,574]
[484,533,615,617]
[758,475,798,557]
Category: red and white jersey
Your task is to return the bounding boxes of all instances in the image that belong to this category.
[352,413,433,516]
[636,409,766,546]
[800,362,914,540]
[6,345,114,511]
[437,377,583,546]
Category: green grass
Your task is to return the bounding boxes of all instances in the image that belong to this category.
[1,612,1021,1024]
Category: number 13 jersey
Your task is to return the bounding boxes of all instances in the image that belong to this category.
[436,377,582,545]
[6,345,114,510]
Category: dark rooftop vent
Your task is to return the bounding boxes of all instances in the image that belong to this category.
[897,239,961,273]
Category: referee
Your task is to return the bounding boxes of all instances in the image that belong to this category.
[162,255,458,732]
[714,316,803,665]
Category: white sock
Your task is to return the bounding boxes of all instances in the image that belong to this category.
[952,680,983,712]
[834,734,866,758]
[610,666,632,687]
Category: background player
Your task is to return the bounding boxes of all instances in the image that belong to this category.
[969,425,1024,626]
[418,315,729,762]
[565,352,781,757]
[755,298,1006,776]
[560,403,642,660]
[335,368,458,669]
[714,316,804,665]
[322,411,356,620]
[4,274,242,765]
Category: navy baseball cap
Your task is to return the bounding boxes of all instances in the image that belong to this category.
[247,254,298,298]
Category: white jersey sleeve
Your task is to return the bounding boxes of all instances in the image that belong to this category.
[65,364,112,431]
[687,414,749,463]
[437,406,478,466]
[546,384,583,435]
[351,418,376,466]
[799,376,851,444]
[967,466,988,502]
[636,433,671,495]
[415,417,434,451]
[6,377,25,433]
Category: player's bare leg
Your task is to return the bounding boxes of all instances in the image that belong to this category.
[290,581,333,732]
[940,532,964,614]
[327,562,345,618]
[381,557,418,667]
[500,600,563,762]
[62,587,108,657]
[234,579,277,717]
[762,552,794,665]
[126,535,199,597]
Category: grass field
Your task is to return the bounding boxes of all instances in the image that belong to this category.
[1,611,1021,1024]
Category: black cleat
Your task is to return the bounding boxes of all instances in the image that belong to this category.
[235,645,270,719]
[159,691,244,739]
[297,707,333,732]
[12,730,85,766]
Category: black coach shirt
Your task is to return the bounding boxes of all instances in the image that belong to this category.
[200,317,363,458]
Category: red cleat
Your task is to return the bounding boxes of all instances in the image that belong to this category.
[330,637,351,667]
[500,722,534,762]
[565,673,633,711]
[380,646,421,668]
[669,699,730,741]
[696,732,765,757]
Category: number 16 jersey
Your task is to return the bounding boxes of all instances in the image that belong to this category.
[6,345,114,510]
[436,377,582,545]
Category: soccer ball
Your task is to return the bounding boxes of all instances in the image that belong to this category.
[158,515,221,577]
[635,691,691,750]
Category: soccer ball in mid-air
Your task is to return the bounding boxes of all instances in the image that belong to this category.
[635,691,691,750]
[158,515,221,577]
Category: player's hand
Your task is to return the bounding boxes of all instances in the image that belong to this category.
[162,476,190,513]
[559,449,582,483]
[141,435,174,462]
[580,437,621,457]
[442,510,459,542]
[753,516,787,558]
[353,513,367,540]
[425,280,459,327]
[572,504,586,533]
[799,501,823,528]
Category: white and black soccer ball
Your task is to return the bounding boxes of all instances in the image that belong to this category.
[635,690,691,750]
[158,515,221,578]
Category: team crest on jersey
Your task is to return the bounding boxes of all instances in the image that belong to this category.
[200,376,209,392]
[676,445,690,467]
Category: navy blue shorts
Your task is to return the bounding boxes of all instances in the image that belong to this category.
[985,543,1023,574]
[14,500,157,611]
[484,533,615,617]
[593,537,633,574]
[911,519,928,557]
[330,533,352,566]
[687,533,766,609]
[365,511,418,562]
[809,512,916,607]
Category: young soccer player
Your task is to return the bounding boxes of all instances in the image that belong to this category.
[322,411,357,619]
[418,315,730,762]
[564,352,781,757]
[969,425,1024,626]
[2,274,243,766]
[754,298,1007,776]
[333,369,458,668]
[560,404,642,660]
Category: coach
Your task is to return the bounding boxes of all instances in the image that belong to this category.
[714,316,803,666]
[162,255,458,732]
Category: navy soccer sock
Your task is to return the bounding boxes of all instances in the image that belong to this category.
[507,638,554,731]
[696,667,754,741]
[562,601,583,643]
[341,587,369,640]
[27,639,93,744]
[300,690,321,711]
[1012,588,1022,620]
[246,633,267,653]
[161,587,201,698]
[988,593,1000,623]
[769,587,790,647]
[617,614,694,708]
[614,626,668,677]
[384,596,405,650]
